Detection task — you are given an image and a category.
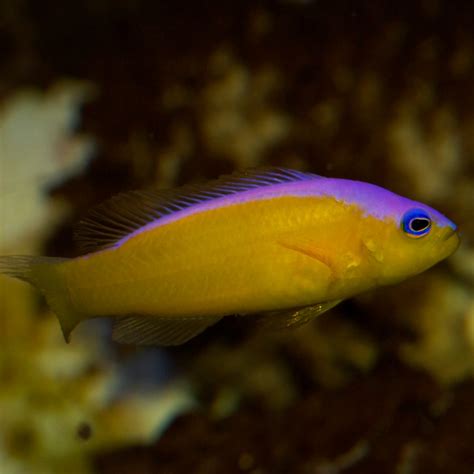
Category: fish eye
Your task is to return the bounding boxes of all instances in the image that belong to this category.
[401,209,432,238]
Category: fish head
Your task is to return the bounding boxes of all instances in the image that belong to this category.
[359,191,460,286]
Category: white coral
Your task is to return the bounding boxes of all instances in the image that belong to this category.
[0,83,193,474]
[0,81,94,252]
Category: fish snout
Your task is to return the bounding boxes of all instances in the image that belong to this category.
[440,227,460,260]
[442,225,458,241]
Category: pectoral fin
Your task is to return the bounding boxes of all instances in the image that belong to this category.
[113,315,222,346]
[278,236,334,273]
[256,300,342,330]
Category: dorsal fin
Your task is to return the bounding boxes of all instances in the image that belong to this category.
[74,167,321,254]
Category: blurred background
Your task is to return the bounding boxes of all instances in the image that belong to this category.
[0,1,473,473]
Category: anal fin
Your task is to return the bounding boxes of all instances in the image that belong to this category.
[256,300,342,331]
[112,315,222,346]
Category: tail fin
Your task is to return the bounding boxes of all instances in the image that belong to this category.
[0,255,83,342]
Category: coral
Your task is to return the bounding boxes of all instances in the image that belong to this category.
[199,50,291,168]
[0,84,193,474]
[189,313,378,414]
[400,270,474,384]
[0,82,94,252]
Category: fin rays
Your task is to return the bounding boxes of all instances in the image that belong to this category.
[255,300,342,330]
[74,167,320,253]
[112,315,222,346]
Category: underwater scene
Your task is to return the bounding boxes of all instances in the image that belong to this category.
[0,1,473,473]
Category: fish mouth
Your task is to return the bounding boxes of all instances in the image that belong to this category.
[442,226,458,241]
[441,229,460,259]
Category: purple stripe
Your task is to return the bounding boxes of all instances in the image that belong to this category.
[114,178,455,248]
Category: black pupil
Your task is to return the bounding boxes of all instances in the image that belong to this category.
[410,218,430,232]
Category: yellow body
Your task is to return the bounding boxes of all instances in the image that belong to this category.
[0,167,460,345]
[58,195,458,322]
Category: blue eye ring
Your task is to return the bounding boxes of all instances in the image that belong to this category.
[401,209,432,238]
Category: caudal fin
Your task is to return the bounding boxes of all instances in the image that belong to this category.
[0,255,83,342]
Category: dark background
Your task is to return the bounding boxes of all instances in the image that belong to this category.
[1,1,473,473]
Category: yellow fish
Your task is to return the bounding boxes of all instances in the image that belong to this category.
[0,168,460,345]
